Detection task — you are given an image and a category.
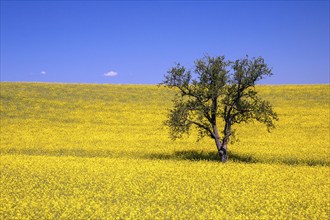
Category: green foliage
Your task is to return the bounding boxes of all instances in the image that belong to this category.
[162,55,278,147]
[224,56,278,131]
[162,56,229,140]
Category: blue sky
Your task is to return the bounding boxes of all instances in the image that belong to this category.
[1,1,329,84]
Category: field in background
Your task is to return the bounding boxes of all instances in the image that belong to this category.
[1,83,329,219]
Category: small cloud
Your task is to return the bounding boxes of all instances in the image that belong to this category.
[104,71,118,77]
[41,71,46,75]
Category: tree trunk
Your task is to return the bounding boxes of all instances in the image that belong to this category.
[213,125,228,162]
[214,137,227,162]
[219,119,232,163]
[219,138,228,163]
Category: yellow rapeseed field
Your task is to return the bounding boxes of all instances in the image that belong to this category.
[0,82,329,219]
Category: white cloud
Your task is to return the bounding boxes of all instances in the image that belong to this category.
[41,71,46,75]
[104,71,118,77]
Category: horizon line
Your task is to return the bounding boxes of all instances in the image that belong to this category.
[0,81,329,86]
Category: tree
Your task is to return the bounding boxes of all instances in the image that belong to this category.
[161,55,278,162]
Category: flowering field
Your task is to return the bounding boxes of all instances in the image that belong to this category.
[1,83,329,219]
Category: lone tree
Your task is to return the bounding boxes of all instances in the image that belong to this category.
[161,55,278,162]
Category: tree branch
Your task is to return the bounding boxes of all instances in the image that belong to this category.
[189,120,215,138]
